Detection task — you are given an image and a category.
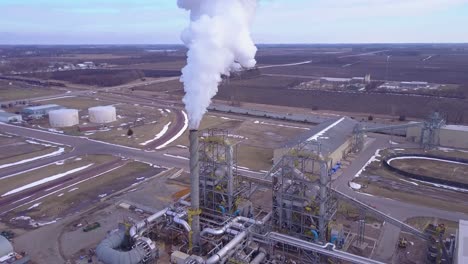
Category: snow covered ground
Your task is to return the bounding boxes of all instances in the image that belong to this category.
[156,111,188,150]
[0,147,65,170]
[387,156,468,166]
[253,120,310,130]
[2,163,93,197]
[140,122,171,146]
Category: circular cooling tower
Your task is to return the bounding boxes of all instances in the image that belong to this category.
[49,109,79,127]
[88,106,117,123]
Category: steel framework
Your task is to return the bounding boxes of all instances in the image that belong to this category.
[271,141,337,245]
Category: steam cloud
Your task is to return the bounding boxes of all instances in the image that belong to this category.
[178,0,258,129]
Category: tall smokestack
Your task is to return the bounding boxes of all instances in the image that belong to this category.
[178,0,258,129]
[189,130,200,249]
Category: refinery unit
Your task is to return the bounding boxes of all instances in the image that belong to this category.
[94,112,462,264]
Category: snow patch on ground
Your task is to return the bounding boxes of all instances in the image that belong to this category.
[165,109,171,113]
[253,120,310,130]
[98,193,107,198]
[0,147,65,170]
[349,182,362,190]
[354,149,381,178]
[2,163,93,197]
[27,203,41,210]
[164,154,189,160]
[414,179,468,193]
[389,140,399,145]
[156,111,188,150]
[438,147,468,153]
[399,178,419,186]
[57,193,64,197]
[10,216,59,228]
[140,122,172,146]
[68,187,79,192]
[176,145,188,149]
[26,139,54,147]
[388,156,468,166]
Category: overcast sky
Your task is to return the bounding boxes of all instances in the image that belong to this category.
[1,0,467,44]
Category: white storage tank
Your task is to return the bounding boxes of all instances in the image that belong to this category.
[88,106,117,123]
[49,109,79,127]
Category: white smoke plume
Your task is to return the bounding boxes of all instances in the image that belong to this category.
[178,0,258,129]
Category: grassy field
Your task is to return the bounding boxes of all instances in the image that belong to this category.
[0,81,60,101]
[0,147,63,167]
[13,161,155,219]
[352,148,468,214]
[391,158,468,184]
[0,155,117,197]
[45,97,115,110]
[0,136,46,159]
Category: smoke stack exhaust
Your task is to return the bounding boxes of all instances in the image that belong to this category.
[178,0,258,130]
[189,129,200,249]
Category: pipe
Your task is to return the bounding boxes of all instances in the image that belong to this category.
[268,232,385,264]
[200,216,267,237]
[96,229,150,264]
[129,207,168,238]
[166,210,191,232]
[205,230,249,264]
[250,248,266,264]
[189,129,201,249]
[226,144,234,212]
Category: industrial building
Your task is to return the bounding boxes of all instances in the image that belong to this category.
[274,117,357,170]
[96,127,412,264]
[0,112,22,123]
[22,104,64,118]
[0,235,30,264]
[407,124,468,149]
[455,220,468,264]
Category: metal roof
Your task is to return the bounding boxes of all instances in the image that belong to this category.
[0,112,20,118]
[281,117,357,157]
[23,104,61,111]
[0,236,13,258]
[457,220,468,264]
[444,125,468,132]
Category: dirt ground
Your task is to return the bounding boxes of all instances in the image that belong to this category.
[0,80,60,101]
[0,135,47,159]
[353,148,468,214]
[168,113,311,170]
[390,158,468,184]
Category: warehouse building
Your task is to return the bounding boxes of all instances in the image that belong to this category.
[22,104,64,118]
[0,112,22,123]
[274,117,357,170]
[407,124,468,149]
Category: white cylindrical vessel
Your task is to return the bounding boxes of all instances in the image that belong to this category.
[49,109,79,127]
[88,106,116,123]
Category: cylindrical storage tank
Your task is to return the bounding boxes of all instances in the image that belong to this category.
[0,235,14,257]
[49,109,79,127]
[88,106,116,123]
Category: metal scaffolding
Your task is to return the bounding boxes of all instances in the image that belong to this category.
[271,141,337,246]
[198,129,245,217]
[421,111,445,149]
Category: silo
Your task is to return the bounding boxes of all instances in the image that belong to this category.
[88,106,117,123]
[49,109,79,127]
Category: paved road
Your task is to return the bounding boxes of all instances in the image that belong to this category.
[0,122,261,178]
[333,133,468,262]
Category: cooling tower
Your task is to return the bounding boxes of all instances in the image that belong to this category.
[88,106,116,123]
[49,109,79,127]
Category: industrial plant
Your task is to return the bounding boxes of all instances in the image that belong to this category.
[93,110,466,264]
